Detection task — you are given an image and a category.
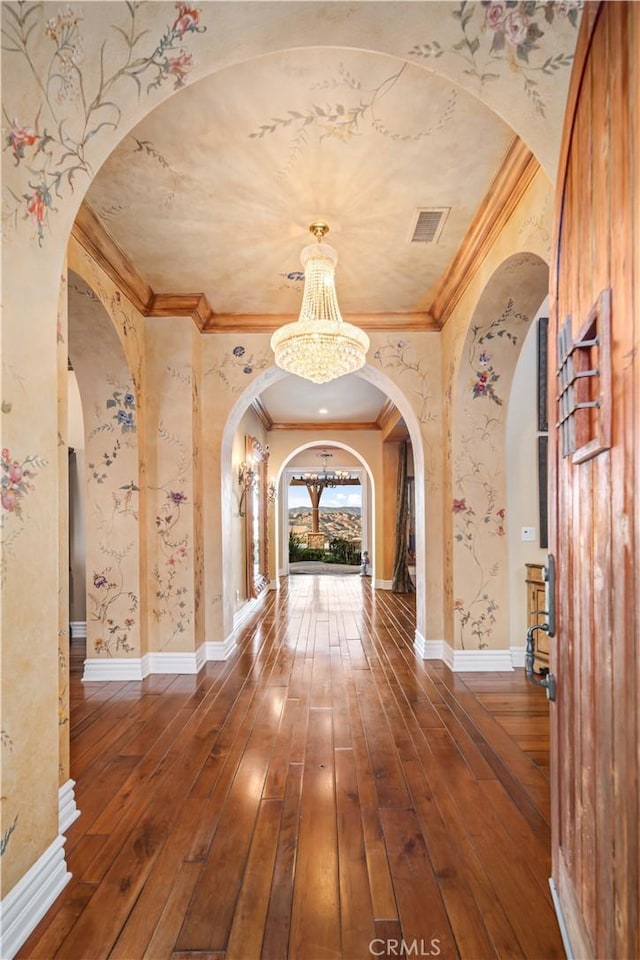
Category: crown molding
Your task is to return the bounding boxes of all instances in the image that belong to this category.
[251,397,273,431]
[428,136,540,329]
[376,398,404,441]
[148,293,213,332]
[71,204,439,334]
[71,203,153,315]
[201,312,437,333]
[269,421,379,432]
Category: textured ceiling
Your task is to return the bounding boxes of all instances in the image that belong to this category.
[79,2,580,425]
[86,48,513,317]
[261,373,388,423]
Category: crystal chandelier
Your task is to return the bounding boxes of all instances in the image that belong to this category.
[271,222,370,384]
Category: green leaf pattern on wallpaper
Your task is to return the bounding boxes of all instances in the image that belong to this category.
[452,297,530,648]
[87,378,139,657]
[205,345,270,394]
[372,339,437,425]
[1,2,207,244]
[409,0,580,117]
[153,488,191,647]
[153,397,194,649]
[1,730,18,857]
[249,62,457,179]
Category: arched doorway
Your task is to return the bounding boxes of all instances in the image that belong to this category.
[278,441,373,578]
[220,363,428,651]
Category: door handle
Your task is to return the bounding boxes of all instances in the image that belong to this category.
[524,554,557,701]
[525,623,556,701]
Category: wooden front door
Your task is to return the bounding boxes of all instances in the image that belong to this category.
[549,3,639,957]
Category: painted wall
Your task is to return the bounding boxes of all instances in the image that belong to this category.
[144,316,201,655]
[506,304,548,645]
[441,167,552,652]
[68,273,143,663]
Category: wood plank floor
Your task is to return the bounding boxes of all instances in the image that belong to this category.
[19,576,563,960]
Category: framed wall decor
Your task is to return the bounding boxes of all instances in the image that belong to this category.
[538,434,548,550]
[537,316,549,433]
[245,436,270,598]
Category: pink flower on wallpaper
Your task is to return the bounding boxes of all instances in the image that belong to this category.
[8,462,22,483]
[1,448,45,517]
[27,190,46,224]
[172,3,200,37]
[6,120,37,162]
[452,498,467,513]
[484,2,507,30]
[496,508,505,519]
[496,525,506,537]
[503,11,529,47]
[1,488,18,512]
[167,49,192,84]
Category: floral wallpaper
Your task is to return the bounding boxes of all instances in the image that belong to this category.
[0,446,47,582]
[410,0,580,117]
[452,296,531,649]
[86,379,140,657]
[146,326,198,653]
[205,344,271,394]
[0,730,17,858]
[2,1,208,245]
[371,335,443,495]
[57,269,71,785]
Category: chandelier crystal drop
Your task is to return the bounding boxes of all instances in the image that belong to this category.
[270,222,370,384]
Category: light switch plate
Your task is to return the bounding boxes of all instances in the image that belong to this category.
[521,526,536,541]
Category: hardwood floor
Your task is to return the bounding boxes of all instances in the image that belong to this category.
[19,576,563,960]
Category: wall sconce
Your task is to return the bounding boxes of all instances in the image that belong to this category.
[267,479,277,503]
[238,460,255,517]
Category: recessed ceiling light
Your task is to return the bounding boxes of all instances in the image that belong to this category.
[318,408,329,414]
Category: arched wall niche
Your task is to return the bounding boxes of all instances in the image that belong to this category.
[448,252,549,662]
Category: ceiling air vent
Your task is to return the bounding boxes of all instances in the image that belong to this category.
[410,207,450,244]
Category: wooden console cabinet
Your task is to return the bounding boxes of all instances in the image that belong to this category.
[526,563,549,671]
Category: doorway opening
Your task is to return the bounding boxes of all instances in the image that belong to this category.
[287,446,364,576]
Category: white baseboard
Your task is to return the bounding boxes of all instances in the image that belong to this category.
[204,636,236,660]
[414,631,443,660]
[82,657,144,681]
[414,635,515,671]
[142,651,201,675]
[373,579,392,590]
[269,579,278,590]
[510,645,526,668]
[233,589,270,632]
[451,647,514,671]
[0,835,71,960]
[82,635,237,679]
[58,780,80,834]
[69,621,87,639]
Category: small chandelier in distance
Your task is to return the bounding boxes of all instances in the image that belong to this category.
[270,222,370,384]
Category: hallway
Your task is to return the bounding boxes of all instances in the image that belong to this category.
[20,578,562,960]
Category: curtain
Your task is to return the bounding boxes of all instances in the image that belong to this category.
[391,440,415,594]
